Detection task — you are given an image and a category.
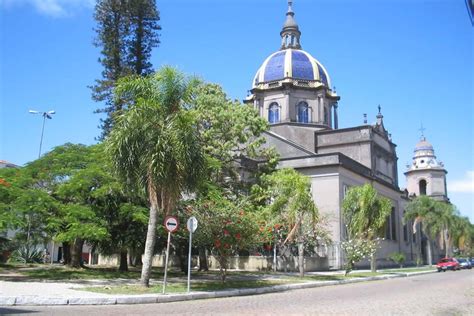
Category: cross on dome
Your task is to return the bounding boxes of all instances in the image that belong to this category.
[418,123,426,140]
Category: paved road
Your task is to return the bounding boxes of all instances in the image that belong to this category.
[1,270,473,315]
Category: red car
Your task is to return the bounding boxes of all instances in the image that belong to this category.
[436,258,460,272]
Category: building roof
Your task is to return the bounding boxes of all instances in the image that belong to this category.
[0,160,19,168]
[253,49,331,88]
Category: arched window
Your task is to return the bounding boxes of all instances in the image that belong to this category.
[419,179,427,195]
[297,101,309,123]
[268,102,280,123]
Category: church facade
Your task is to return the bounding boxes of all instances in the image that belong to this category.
[245,1,447,269]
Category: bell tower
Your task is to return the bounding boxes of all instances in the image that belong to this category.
[404,133,449,202]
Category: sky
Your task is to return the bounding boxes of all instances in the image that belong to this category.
[0,0,473,221]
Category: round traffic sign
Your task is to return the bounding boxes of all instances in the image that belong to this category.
[187,216,198,233]
[164,216,179,233]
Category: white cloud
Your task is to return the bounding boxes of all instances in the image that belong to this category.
[0,0,94,17]
[449,171,474,193]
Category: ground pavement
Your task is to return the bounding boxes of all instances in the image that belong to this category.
[0,267,443,307]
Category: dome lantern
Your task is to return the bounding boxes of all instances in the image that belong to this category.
[280,1,301,49]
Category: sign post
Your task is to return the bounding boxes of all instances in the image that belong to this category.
[162,216,179,294]
[186,216,198,293]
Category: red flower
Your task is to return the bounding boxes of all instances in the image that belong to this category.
[214,240,221,248]
[223,229,230,236]
[265,244,272,251]
[239,210,245,216]
[0,178,11,187]
[224,243,230,249]
[235,233,241,240]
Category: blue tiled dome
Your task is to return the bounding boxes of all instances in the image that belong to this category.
[253,49,331,88]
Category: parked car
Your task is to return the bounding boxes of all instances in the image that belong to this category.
[436,257,460,272]
[456,258,472,269]
[469,258,474,266]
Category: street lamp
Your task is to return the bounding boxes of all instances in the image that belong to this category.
[29,110,55,158]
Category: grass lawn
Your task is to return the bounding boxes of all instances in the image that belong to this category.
[0,263,173,280]
[80,272,389,295]
[81,279,297,295]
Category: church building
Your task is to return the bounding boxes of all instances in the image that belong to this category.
[245,1,447,269]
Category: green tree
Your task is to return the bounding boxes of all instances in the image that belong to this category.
[191,83,276,189]
[342,183,392,273]
[253,168,320,277]
[404,195,438,265]
[127,0,161,76]
[106,66,206,287]
[0,168,56,263]
[190,187,258,282]
[30,144,111,268]
[430,202,455,258]
[92,0,161,139]
[446,210,471,257]
[189,83,277,270]
[54,145,149,270]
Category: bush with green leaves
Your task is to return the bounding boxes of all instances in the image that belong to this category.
[191,188,259,282]
[342,233,382,276]
[8,245,43,264]
[389,252,406,268]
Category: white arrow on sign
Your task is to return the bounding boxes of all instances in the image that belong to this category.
[187,216,198,233]
[164,216,179,233]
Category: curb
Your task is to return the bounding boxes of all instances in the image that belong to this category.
[0,270,438,306]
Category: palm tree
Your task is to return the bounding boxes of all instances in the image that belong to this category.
[106,66,206,287]
[342,183,392,272]
[404,196,438,265]
[262,168,318,277]
[430,202,454,258]
[450,212,471,256]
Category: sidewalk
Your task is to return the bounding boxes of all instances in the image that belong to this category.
[0,269,436,306]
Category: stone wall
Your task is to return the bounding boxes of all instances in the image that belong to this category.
[97,254,329,272]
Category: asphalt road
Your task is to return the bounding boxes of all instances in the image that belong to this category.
[1,270,473,316]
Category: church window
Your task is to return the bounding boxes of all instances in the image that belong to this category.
[384,207,397,241]
[297,101,309,123]
[403,224,408,242]
[391,207,397,241]
[268,102,280,123]
[343,184,351,197]
[419,179,427,195]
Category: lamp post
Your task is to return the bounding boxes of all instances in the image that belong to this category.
[29,109,56,263]
[29,110,55,158]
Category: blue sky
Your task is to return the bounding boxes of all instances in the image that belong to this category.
[0,0,473,221]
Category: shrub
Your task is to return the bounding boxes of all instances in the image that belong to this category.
[389,252,406,268]
[8,245,43,264]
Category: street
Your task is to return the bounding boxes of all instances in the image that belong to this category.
[1,270,473,315]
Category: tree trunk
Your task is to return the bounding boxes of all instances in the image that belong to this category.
[218,256,227,283]
[69,239,84,268]
[175,243,187,273]
[444,229,449,258]
[119,250,128,272]
[135,252,143,266]
[427,239,433,266]
[141,203,159,287]
[62,243,71,265]
[198,247,208,271]
[370,252,377,273]
[298,237,304,277]
[128,248,134,267]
